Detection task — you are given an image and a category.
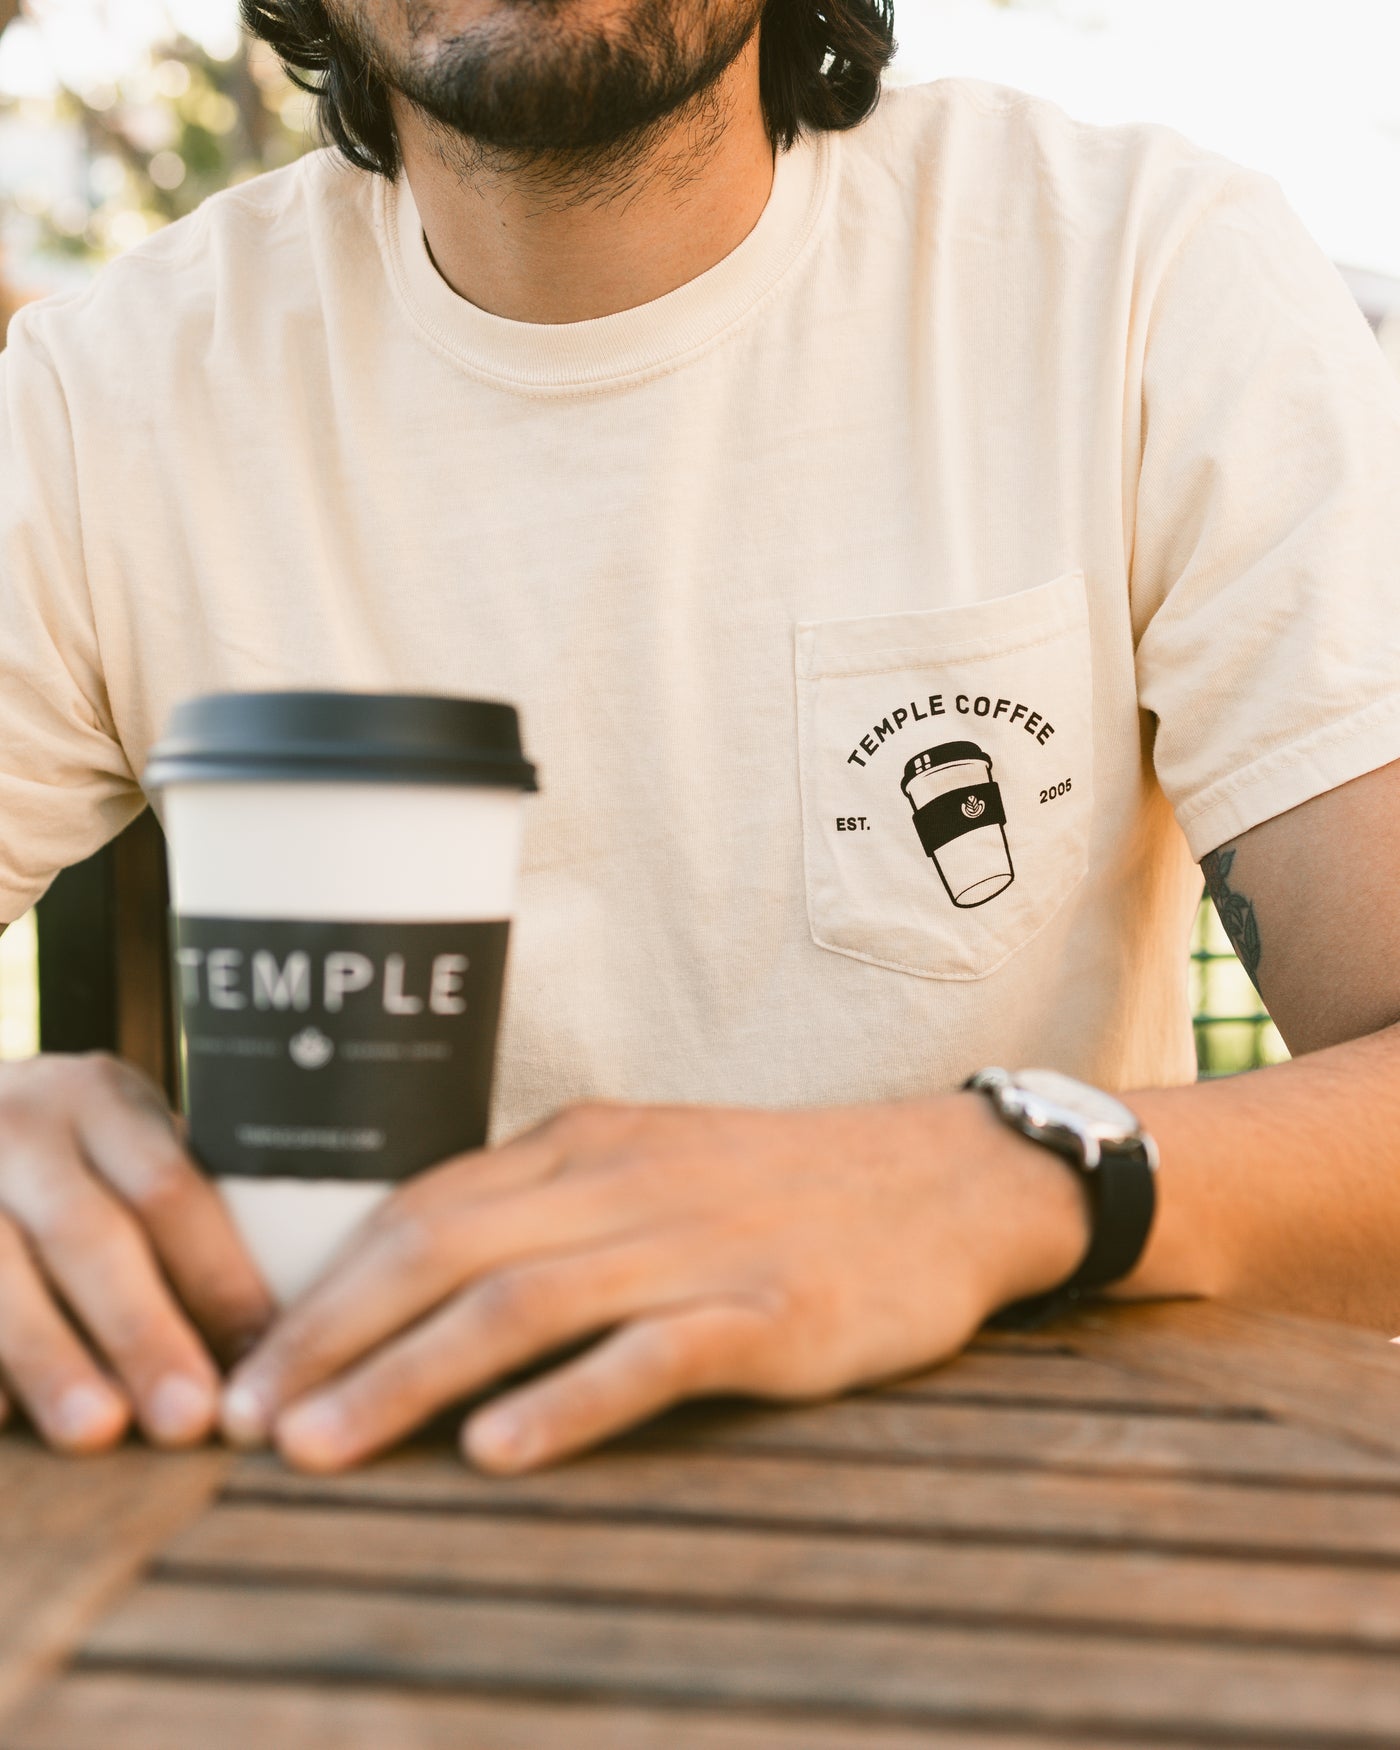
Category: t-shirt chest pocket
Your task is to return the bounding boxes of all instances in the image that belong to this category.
[795,571,1094,980]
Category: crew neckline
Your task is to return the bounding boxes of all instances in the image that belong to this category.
[380,130,833,394]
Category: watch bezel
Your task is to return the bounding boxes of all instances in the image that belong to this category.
[971,1067,1158,1173]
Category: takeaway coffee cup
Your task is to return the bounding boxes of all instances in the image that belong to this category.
[144,692,538,1302]
[901,741,1014,907]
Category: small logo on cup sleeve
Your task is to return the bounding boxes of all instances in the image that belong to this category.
[289,1027,335,1070]
[960,794,986,820]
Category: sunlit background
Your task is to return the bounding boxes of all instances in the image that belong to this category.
[1,0,1397,1071]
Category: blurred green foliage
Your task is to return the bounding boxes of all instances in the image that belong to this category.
[20,37,315,267]
[1193,897,1288,1077]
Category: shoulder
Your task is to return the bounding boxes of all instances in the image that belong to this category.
[842,78,1265,272]
[9,150,383,399]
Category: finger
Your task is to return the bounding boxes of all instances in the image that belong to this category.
[0,1131,219,1447]
[232,1104,636,1429]
[75,1060,275,1359]
[224,1141,638,1443]
[464,1301,767,1474]
[0,1215,130,1453]
[273,1241,682,1472]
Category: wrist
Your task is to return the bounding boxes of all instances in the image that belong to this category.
[1111,1084,1227,1301]
[946,1089,1094,1314]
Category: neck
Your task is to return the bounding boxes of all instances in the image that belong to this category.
[392,43,775,325]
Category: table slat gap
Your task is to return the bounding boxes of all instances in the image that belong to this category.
[64,1581,1400,1746]
[229,1431,1400,1505]
[169,1493,1400,1574]
[889,1349,1262,1416]
[873,1387,1268,1421]
[135,1558,1400,1662]
[629,1438,1400,1491]
[17,1667,1284,1750]
[56,1659,1400,1750]
[3,1672,1183,1750]
[217,1469,1400,1567]
[968,1334,1081,1354]
[627,1395,1400,1486]
[157,1501,1400,1642]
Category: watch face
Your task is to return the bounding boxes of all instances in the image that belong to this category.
[1013,1070,1141,1143]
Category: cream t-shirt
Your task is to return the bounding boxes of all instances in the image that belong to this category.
[3,80,1400,1134]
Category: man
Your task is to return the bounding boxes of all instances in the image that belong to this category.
[1,0,1398,1475]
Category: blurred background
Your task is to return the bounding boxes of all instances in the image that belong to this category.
[0,0,1398,1073]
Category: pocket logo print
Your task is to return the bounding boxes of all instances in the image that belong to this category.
[902,743,1015,910]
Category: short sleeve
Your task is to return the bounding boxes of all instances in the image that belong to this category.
[1131,172,1400,862]
[0,312,145,922]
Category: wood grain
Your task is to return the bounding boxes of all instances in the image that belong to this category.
[226,1445,1400,1563]
[879,1348,1247,1415]
[642,1395,1396,1485]
[0,1439,229,1728]
[1,1673,1179,1750]
[1059,1301,1400,1460]
[9,1303,1400,1745]
[72,1578,1400,1742]
[161,1500,1400,1648]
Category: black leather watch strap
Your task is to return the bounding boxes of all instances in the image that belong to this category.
[1069,1137,1156,1292]
[991,1137,1157,1330]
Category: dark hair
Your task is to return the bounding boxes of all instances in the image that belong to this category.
[239,0,896,178]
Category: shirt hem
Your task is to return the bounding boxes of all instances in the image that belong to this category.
[1174,692,1400,861]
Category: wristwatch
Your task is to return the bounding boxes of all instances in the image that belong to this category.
[964,1067,1159,1328]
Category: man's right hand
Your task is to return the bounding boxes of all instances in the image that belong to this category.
[0,1054,275,1452]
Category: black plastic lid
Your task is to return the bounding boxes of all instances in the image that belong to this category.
[144,692,538,792]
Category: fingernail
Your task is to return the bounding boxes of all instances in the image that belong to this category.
[146,1374,214,1445]
[54,1383,124,1447]
[469,1409,536,1470]
[220,1380,272,1447]
[277,1397,347,1466]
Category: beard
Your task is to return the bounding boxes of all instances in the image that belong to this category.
[326,0,765,173]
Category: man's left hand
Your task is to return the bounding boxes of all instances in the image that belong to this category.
[221,1095,1089,1473]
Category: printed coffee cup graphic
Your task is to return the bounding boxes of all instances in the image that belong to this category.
[901,741,1014,908]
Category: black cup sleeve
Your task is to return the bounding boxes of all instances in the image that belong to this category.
[912,781,1006,859]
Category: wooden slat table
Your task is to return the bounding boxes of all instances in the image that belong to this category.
[7,1300,1400,1748]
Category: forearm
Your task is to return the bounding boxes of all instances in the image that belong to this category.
[1121,1021,1400,1329]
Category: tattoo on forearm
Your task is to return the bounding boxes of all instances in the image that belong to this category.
[1201,845,1262,989]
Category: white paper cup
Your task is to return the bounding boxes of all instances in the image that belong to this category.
[144,693,537,1303]
[901,742,1014,907]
